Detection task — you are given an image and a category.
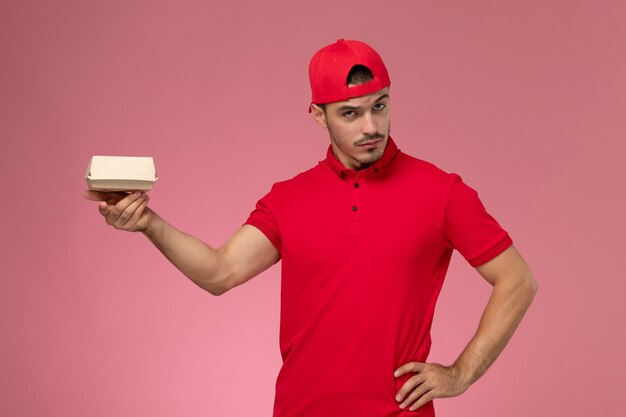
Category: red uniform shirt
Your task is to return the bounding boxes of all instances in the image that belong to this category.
[245,137,513,417]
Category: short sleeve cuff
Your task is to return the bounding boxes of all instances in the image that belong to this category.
[244,218,282,253]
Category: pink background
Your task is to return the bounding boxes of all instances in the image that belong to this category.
[1,0,625,416]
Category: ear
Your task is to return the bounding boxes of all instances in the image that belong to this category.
[310,103,328,128]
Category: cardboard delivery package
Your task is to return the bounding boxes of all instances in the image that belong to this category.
[85,156,157,192]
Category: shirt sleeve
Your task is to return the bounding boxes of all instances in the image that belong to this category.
[443,173,513,267]
[244,185,283,254]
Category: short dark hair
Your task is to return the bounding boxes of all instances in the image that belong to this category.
[347,64,374,85]
[317,65,374,112]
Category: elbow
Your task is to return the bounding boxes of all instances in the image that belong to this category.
[209,288,225,296]
[210,283,231,296]
[498,271,537,306]
[205,277,233,296]
[519,272,538,304]
[194,256,236,296]
[527,271,538,294]
[530,275,538,296]
[194,281,230,296]
[189,272,233,296]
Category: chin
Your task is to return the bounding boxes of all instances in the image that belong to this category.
[362,150,384,165]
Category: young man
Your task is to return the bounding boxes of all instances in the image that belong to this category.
[85,39,537,417]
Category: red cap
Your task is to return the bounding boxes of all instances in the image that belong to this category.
[308,39,391,112]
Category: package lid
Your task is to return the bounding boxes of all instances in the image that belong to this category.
[85,156,157,192]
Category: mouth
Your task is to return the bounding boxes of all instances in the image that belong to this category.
[357,138,383,148]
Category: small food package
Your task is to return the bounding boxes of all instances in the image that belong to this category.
[85,156,157,192]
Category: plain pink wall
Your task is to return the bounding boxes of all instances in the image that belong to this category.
[1,0,625,416]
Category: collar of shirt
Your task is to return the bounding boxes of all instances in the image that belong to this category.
[319,136,400,180]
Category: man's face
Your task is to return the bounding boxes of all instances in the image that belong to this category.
[312,87,391,170]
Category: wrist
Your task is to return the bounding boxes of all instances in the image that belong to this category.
[450,360,477,390]
[142,209,165,242]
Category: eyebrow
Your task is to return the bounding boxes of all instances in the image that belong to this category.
[337,93,389,111]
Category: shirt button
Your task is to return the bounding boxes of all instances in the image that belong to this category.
[352,206,358,211]
[354,183,360,188]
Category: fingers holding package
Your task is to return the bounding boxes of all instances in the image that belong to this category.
[97,191,150,231]
[83,190,128,204]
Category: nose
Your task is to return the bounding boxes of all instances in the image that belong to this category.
[361,111,377,136]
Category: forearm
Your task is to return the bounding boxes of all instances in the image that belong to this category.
[142,209,231,295]
[452,273,537,386]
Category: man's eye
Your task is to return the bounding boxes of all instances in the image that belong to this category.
[344,111,356,117]
[374,103,386,110]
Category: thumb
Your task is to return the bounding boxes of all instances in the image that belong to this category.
[84,190,106,201]
[411,362,427,372]
[395,361,425,377]
[84,190,127,203]
[98,202,109,215]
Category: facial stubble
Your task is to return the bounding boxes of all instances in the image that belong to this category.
[327,119,391,168]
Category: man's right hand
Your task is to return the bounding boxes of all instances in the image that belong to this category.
[83,190,153,233]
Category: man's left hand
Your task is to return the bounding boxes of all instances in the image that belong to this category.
[394,362,469,411]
